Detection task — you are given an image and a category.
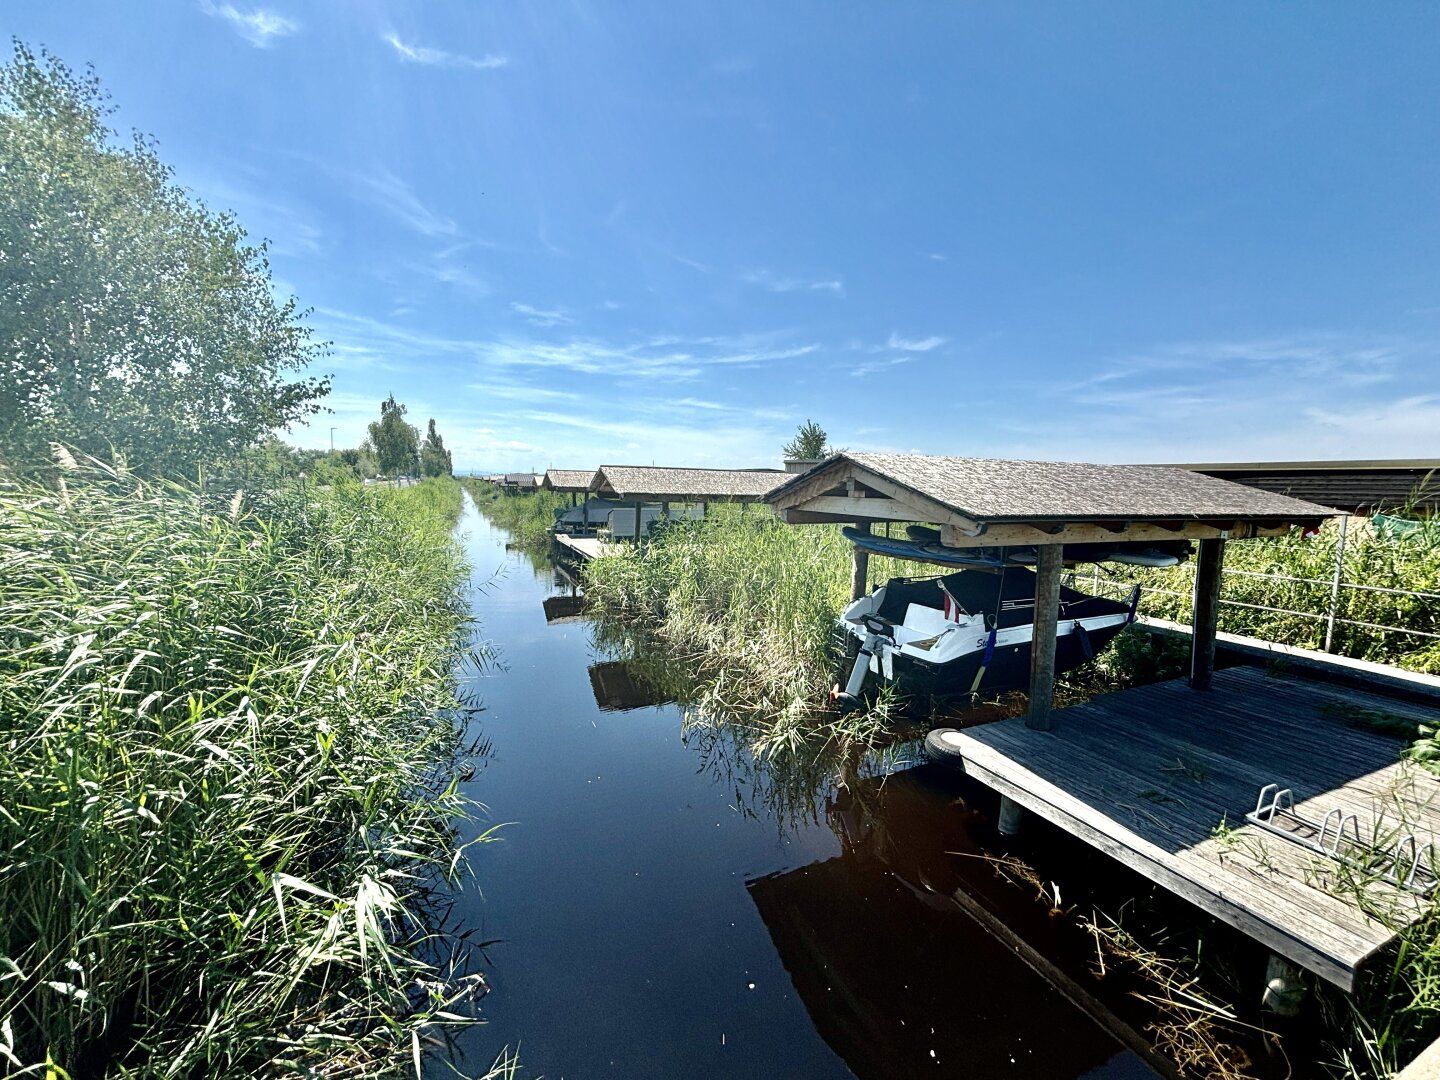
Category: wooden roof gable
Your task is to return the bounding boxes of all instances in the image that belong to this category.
[765,453,1337,548]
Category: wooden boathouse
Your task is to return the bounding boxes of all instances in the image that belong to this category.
[590,464,788,511]
[541,468,594,506]
[765,453,1440,997]
[1168,457,1440,515]
[549,464,789,562]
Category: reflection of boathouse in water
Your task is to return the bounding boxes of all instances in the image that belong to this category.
[746,765,1160,1079]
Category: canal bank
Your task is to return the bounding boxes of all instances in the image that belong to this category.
[441,492,1168,1078]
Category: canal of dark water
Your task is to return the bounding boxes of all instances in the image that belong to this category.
[439,495,1170,1078]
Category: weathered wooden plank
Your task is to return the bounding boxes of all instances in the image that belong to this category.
[965,724,1422,939]
[956,748,1364,989]
[949,668,1440,990]
[800,494,943,524]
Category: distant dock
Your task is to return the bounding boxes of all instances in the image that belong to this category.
[553,533,612,561]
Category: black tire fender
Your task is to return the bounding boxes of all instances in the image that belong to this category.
[924,727,968,767]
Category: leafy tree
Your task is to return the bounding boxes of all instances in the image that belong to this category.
[367,395,419,477]
[0,42,328,475]
[419,418,452,477]
[782,420,832,461]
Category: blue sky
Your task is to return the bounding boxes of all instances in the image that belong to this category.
[10,3,1440,471]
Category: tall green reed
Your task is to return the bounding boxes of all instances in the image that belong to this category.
[581,506,923,755]
[458,480,566,548]
[0,461,491,1077]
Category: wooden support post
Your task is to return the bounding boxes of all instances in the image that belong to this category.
[1026,543,1063,731]
[1190,536,1226,690]
[570,491,577,507]
[1262,954,1305,1016]
[997,795,1024,836]
[660,500,669,525]
[850,521,871,601]
[634,503,642,543]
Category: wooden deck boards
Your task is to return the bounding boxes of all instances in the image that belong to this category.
[952,667,1440,989]
[553,534,612,560]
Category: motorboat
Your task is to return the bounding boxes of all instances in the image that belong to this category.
[832,567,1139,711]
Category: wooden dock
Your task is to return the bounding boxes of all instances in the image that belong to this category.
[552,533,612,561]
[950,667,1440,990]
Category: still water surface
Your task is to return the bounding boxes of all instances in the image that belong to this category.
[442,495,1157,1079]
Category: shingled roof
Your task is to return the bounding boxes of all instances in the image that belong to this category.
[766,453,1336,536]
[593,465,788,501]
[541,469,595,493]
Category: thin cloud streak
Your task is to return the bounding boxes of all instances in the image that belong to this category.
[511,302,573,327]
[743,269,845,296]
[350,169,457,238]
[383,33,509,70]
[198,1,298,47]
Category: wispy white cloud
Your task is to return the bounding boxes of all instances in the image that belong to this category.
[511,302,573,328]
[743,269,845,296]
[851,357,912,378]
[998,331,1440,461]
[469,381,583,406]
[886,332,947,352]
[199,1,298,47]
[383,33,509,70]
[349,168,457,238]
[477,334,819,381]
[310,306,820,382]
[670,253,710,274]
[1304,394,1440,444]
[670,397,793,422]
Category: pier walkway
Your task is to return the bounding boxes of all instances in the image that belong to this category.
[951,666,1440,989]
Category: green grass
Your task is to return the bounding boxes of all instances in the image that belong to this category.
[459,479,567,548]
[0,460,494,1077]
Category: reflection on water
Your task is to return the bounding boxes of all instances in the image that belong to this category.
[587,659,676,712]
[438,497,1292,1078]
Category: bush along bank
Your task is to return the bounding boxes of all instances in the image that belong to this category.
[0,461,491,1077]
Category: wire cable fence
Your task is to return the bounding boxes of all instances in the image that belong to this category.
[1068,516,1440,673]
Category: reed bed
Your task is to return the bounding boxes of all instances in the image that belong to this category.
[0,461,491,1077]
[459,481,567,549]
[581,506,930,754]
[1108,517,1440,674]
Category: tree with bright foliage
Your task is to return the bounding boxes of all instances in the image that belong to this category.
[0,42,328,475]
[367,394,420,478]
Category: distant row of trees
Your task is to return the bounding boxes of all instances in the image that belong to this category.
[0,42,327,477]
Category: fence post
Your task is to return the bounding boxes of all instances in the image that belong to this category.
[1323,514,1350,653]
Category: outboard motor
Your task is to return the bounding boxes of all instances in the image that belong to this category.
[833,614,893,714]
